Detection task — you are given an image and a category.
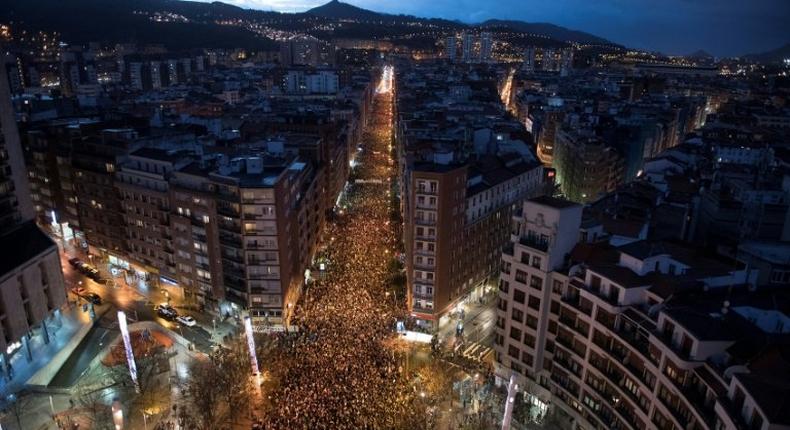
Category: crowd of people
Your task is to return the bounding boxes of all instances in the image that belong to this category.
[260,69,430,429]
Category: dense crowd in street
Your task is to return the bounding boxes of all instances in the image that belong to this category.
[261,67,428,429]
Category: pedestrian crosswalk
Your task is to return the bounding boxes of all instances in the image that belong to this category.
[461,342,492,361]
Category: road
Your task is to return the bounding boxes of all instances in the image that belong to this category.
[48,248,220,388]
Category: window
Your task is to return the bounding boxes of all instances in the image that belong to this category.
[624,377,639,396]
[508,344,520,359]
[520,252,531,264]
[528,296,541,311]
[524,333,536,348]
[510,327,522,341]
[529,275,543,291]
[513,289,526,304]
[511,308,524,323]
[515,269,528,284]
[532,255,541,269]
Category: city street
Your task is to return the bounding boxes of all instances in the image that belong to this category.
[259,64,438,428]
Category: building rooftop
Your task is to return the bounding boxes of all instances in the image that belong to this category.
[0,221,57,280]
[528,195,579,209]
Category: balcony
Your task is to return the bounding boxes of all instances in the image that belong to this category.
[717,397,750,430]
[414,218,436,226]
[560,294,589,316]
[219,234,242,247]
[657,394,690,429]
[518,235,548,252]
[217,205,239,217]
[653,330,693,362]
[553,355,581,378]
[613,326,652,359]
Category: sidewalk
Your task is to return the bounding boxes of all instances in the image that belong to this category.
[0,304,91,398]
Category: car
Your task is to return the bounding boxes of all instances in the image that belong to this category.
[156,304,178,320]
[176,316,196,327]
[83,293,102,305]
[158,308,177,320]
[68,257,82,267]
[71,287,86,296]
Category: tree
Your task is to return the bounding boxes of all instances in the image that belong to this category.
[180,358,224,430]
[0,392,35,430]
[215,341,253,426]
[74,371,118,430]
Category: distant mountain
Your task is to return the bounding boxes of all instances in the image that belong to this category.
[306,0,386,21]
[743,43,790,64]
[687,49,713,59]
[0,0,278,50]
[1,0,618,52]
[305,1,615,46]
[480,19,615,46]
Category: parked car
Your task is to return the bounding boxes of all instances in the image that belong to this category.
[68,257,82,267]
[156,303,178,320]
[176,315,196,327]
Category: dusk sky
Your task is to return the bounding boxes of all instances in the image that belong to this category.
[200,0,790,57]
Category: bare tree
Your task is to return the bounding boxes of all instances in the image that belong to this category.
[0,392,35,430]
[180,358,224,430]
[215,342,253,426]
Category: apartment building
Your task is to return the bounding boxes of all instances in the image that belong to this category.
[405,155,547,330]
[0,60,66,371]
[116,148,194,290]
[494,196,789,430]
[554,128,623,203]
[209,155,321,324]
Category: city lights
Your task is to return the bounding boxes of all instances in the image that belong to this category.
[117,311,139,393]
[244,315,259,375]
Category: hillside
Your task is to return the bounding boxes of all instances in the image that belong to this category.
[0,0,617,52]
[480,19,614,46]
[306,0,387,21]
[0,0,277,51]
[744,43,790,64]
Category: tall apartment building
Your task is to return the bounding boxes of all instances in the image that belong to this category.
[554,128,623,203]
[462,32,475,63]
[445,35,457,61]
[210,156,321,323]
[523,47,537,72]
[495,196,786,430]
[536,109,564,165]
[480,32,493,62]
[116,148,192,288]
[0,57,66,370]
[405,156,548,330]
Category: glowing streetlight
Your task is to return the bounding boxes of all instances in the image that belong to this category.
[117,311,139,393]
[244,316,259,375]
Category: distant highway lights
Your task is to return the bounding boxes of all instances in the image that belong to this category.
[244,316,259,375]
[117,310,140,393]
